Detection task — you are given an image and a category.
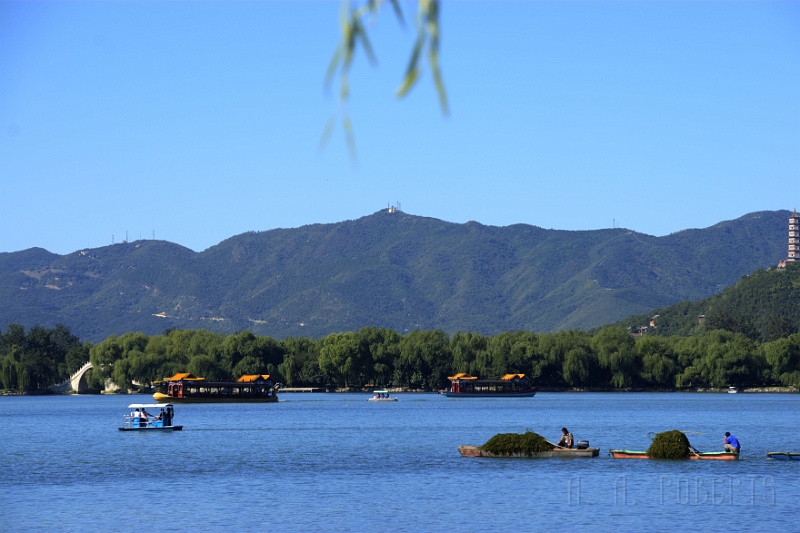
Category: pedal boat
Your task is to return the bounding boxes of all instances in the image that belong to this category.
[367,390,398,402]
[119,403,183,431]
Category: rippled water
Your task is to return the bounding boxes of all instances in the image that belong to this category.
[1,392,797,532]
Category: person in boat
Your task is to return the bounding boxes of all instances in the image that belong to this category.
[140,407,152,427]
[557,428,574,448]
[723,432,741,454]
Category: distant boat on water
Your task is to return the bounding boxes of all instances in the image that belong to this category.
[152,372,279,403]
[439,373,538,398]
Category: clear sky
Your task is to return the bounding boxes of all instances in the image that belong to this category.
[1,0,799,255]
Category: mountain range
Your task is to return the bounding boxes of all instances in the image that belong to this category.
[0,209,792,343]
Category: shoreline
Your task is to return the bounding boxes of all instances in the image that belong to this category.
[4,386,798,396]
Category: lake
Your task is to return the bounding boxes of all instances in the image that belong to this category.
[1,392,797,532]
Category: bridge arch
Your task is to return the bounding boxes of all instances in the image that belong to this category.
[69,361,93,393]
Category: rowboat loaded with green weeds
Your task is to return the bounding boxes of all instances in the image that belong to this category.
[610,430,739,460]
[459,431,600,458]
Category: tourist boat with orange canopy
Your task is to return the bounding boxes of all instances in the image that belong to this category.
[439,373,538,398]
[152,372,279,403]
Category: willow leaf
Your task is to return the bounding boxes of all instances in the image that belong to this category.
[318,115,337,151]
[343,115,358,163]
[397,30,426,97]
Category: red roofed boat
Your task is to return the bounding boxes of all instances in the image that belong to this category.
[439,373,538,398]
[153,372,278,403]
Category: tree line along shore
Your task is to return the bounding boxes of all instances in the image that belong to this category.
[1,323,798,394]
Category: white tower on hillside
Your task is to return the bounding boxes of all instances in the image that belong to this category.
[788,208,799,262]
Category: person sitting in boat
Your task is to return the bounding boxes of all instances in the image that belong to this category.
[723,432,741,454]
[557,427,574,448]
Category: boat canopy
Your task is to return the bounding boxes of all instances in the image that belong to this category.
[128,403,173,409]
[448,373,528,381]
[448,373,477,381]
[237,374,271,382]
[162,372,205,381]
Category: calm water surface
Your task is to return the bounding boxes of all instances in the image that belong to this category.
[1,392,797,532]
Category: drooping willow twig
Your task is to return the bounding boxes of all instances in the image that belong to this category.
[321,0,448,161]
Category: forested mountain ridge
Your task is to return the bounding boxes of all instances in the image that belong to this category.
[0,209,791,342]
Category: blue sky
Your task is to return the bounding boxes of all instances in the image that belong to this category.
[1,0,798,255]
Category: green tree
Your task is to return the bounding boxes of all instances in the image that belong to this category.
[695,330,764,388]
[90,335,125,383]
[319,332,368,387]
[562,345,596,388]
[357,327,401,386]
[637,336,677,388]
[450,332,488,376]
[188,354,228,381]
[592,326,639,389]
[396,329,450,389]
[281,337,322,386]
[537,331,592,387]
[762,333,800,387]
[222,331,261,377]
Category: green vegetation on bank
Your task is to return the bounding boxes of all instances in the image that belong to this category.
[1,323,798,393]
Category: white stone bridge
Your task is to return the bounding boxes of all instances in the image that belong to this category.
[49,361,93,394]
